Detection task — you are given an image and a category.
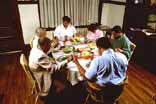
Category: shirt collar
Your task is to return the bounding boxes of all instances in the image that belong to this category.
[102,48,114,56]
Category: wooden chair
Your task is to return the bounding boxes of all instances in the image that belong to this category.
[128,42,136,62]
[20,54,39,104]
[122,42,136,87]
[84,82,124,104]
[130,42,136,54]
[29,36,34,48]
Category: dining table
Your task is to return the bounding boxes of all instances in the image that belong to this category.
[52,42,98,85]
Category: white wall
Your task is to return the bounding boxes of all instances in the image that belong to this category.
[18,4,40,44]
[101,3,125,28]
[18,3,126,44]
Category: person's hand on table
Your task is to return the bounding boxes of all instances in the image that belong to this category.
[58,55,73,69]
[72,54,79,64]
[52,37,59,48]
[67,55,73,62]
[86,40,95,44]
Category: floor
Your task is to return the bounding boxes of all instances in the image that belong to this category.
[0,52,156,104]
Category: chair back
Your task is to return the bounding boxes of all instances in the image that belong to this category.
[130,42,136,53]
[128,42,136,61]
[20,54,36,86]
[29,36,34,48]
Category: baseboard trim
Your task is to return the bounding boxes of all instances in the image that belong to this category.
[0,50,22,55]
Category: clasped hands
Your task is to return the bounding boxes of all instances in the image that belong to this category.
[66,54,79,64]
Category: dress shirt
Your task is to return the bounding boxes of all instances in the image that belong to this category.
[29,47,61,72]
[54,24,76,41]
[85,49,128,87]
[32,35,39,48]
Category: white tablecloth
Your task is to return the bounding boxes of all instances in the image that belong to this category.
[52,44,92,85]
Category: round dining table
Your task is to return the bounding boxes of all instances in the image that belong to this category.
[52,43,98,85]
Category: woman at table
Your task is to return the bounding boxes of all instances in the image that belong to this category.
[54,16,77,43]
[86,23,103,42]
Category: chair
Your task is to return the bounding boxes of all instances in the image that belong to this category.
[20,54,39,104]
[122,43,136,87]
[130,42,136,55]
[29,36,34,48]
[84,82,124,104]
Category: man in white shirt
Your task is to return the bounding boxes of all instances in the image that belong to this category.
[29,37,71,96]
[54,16,77,42]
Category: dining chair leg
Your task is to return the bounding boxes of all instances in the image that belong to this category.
[84,94,90,104]
[34,94,39,104]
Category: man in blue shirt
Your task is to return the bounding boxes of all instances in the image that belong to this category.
[73,37,128,103]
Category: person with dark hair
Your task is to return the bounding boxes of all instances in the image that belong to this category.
[54,16,76,42]
[87,23,103,42]
[45,71,75,104]
[62,16,71,24]
[72,37,128,103]
[111,25,131,60]
[29,37,72,96]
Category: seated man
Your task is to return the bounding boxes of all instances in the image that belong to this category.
[54,16,77,46]
[73,37,128,103]
[87,23,103,42]
[111,25,131,60]
[29,37,71,96]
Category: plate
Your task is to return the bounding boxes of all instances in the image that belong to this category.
[52,48,59,53]
[63,47,73,53]
[77,47,91,52]
[57,55,67,62]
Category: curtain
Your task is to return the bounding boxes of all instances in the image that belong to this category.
[39,0,99,28]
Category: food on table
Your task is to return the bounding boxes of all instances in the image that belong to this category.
[89,42,97,49]
[52,48,59,53]
[57,55,67,62]
[80,51,93,59]
[71,36,80,43]
[63,47,73,53]
[77,47,91,52]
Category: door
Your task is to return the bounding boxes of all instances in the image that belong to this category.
[0,0,24,53]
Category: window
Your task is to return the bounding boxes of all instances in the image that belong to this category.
[39,0,100,28]
[101,3,125,28]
